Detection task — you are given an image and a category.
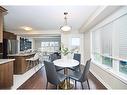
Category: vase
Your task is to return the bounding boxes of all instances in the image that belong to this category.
[62,55,68,59]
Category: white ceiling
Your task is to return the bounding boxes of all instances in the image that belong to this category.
[3,6,99,33]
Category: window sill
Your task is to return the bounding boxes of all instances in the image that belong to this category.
[92,60,127,85]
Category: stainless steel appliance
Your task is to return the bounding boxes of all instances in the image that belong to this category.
[3,39,18,58]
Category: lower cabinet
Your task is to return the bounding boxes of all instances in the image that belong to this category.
[0,61,13,89]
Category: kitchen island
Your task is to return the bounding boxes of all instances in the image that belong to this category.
[0,59,15,89]
[8,52,35,74]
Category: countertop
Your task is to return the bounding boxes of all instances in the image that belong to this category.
[0,59,15,65]
[8,52,35,57]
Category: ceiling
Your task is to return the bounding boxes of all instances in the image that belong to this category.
[3,6,99,33]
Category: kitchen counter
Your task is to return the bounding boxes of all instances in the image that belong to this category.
[8,52,35,74]
[0,59,15,65]
[8,52,35,57]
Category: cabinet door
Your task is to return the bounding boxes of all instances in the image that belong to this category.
[0,12,3,43]
[0,61,13,89]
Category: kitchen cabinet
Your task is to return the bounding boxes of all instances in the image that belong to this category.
[0,59,14,89]
[0,6,7,43]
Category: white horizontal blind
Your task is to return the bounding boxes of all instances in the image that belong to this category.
[114,14,127,59]
[100,23,113,56]
[92,29,101,53]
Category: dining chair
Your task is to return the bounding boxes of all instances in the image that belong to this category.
[49,53,64,71]
[68,53,81,72]
[43,61,67,89]
[26,53,39,71]
[69,59,91,89]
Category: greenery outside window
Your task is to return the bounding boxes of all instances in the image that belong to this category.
[93,52,101,63]
[102,56,112,67]
[119,60,127,75]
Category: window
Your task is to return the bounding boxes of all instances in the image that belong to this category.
[114,14,127,74]
[71,37,80,46]
[92,29,101,63]
[119,61,127,74]
[102,56,113,67]
[92,13,127,77]
[41,41,60,52]
[101,23,113,67]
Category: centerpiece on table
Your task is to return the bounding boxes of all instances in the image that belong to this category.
[60,43,78,59]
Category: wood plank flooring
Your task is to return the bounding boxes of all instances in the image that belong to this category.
[18,66,107,90]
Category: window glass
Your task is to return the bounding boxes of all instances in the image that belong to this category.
[119,61,127,74]
[71,37,80,46]
[101,23,113,67]
[102,56,113,67]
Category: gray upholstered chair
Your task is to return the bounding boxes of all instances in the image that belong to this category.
[68,53,81,71]
[43,61,67,89]
[69,59,91,89]
[49,53,64,71]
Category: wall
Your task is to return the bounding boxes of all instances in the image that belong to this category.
[83,7,127,89]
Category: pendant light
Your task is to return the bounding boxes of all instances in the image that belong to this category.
[60,12,71,32]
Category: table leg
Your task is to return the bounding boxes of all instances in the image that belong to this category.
[59,68,73,89]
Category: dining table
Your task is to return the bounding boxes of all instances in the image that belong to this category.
[53,58,79,89]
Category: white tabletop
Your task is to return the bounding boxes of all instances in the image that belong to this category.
[53,58,79,68]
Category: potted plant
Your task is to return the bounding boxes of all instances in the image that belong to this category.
[60,43,78,59]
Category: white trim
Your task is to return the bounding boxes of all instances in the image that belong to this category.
[90,6,127,32]
[93,52,127,62]
[92,61,127,85]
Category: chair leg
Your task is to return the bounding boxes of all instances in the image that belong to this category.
[75,80,76,89]
[69,77,70,87]
[56,85,59,89]
[46,82,48,89]
[79,65,81,72]
[87,79,90,89]
[81,82,84,89]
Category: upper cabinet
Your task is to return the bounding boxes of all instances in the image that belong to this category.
[0,6,7,43]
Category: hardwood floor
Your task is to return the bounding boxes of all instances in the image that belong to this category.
[17,65,106,90]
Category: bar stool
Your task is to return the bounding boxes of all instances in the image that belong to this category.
[26,53,39,71]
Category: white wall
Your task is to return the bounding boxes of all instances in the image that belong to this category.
[83,7,127,89]
[61,31,85,63]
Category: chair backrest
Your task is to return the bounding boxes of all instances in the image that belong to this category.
[43,61,61,85]
[54,52,61,59]
[49,53,58,62]
[73,53,81,63]
[34,53,39,59]
[79,59,91,82]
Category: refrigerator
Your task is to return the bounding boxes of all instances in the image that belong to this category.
[3,39,18,58]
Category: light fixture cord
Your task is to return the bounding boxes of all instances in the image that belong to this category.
[64,14,67,25]
[64,16,67,25]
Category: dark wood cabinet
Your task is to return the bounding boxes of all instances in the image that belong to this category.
[0,6,7,43]
[9,53,35,74]
[0,61,13,89]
